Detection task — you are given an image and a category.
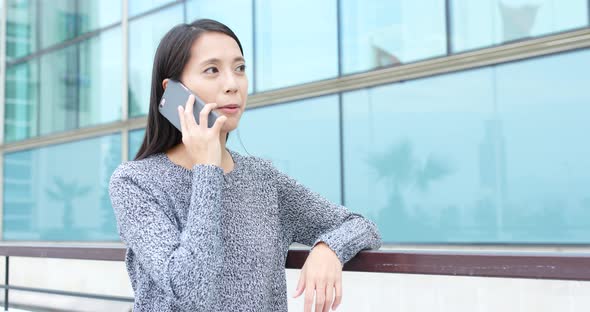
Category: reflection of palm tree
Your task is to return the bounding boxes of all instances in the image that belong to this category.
[416,155,453,192]
[369,141,414,196]
[99,139,122,239]
[46,177,91,232]
[369,141,452,206]
[367,140,452,241]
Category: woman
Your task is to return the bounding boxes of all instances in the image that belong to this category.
[109,19,381,312]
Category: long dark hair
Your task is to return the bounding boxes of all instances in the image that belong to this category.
[134,19,244,161]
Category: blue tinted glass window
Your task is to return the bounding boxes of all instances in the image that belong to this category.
[129,128,146,160]
[227,95,341,204]
[493,49,590,243]
[254,0,338,91]
[6,0,121,60]
[451,0,589,52]
[341,0,447,74]
[343,49,590,243]
[4,61,39,143]
[5,26,123,142]
[39,27,123,136]
[128,4,184,117]
[3,134,122,241]
[128,0,175,18]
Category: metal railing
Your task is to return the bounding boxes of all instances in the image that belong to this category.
[1,244,590,310]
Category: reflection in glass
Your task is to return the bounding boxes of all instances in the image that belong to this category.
[128,0,175,17]
[6,0,121,60]
[343,70,495,243]
[254,0,338,91]
[494,48,590,243]
[186,0,254,94]
[340,0,447,74]
[128,4,183,117]
[4,61,39,143]
[3,134,122,241]
[343,48,590,243]
[39,27,123,136]
[4,27,122,142]
[129,128,146,160]
[227,95,341,204]
[451,0,589,52]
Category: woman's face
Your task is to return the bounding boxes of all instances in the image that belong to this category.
[177,31,248,133]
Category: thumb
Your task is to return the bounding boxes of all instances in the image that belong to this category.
[292,274,305,298]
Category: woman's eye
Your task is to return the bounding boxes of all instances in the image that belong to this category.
[236,64,246,72]
[204,67,218,74]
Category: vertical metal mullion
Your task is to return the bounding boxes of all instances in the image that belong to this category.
[588,0,590,26]
[0,0,6,145]
[122,0,129,162]
[251,0,256,93]
[336,0,342,77]
[0,153,3,241]
[0,0,7,241]
[73,0,80,129]
[491,66,503,238]
[336,0,345,206]
[183,0,187,23]
[4,256,8,311]
[445,0,453,55]
[338,93,345,206]
[35,0,41,137]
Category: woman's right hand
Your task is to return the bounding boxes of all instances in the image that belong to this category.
[177,94,228,168]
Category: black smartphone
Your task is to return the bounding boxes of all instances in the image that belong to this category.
[158,79,219,130]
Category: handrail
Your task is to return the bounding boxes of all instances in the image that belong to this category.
[1,245,590,281]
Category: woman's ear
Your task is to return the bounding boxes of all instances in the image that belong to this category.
[162,78,169,90]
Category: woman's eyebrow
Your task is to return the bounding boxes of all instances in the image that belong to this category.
[199,56,245,66]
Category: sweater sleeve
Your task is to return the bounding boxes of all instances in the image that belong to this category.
[109,163,224,311]
[273,165,382,265]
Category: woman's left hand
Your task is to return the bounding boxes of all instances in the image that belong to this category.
[293,242,343,312]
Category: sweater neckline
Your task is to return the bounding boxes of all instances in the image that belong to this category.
[158,148,241,181]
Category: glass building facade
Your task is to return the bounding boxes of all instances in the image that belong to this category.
[2,0,590,244]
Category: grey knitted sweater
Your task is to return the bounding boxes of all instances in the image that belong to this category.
[109,149,382,311]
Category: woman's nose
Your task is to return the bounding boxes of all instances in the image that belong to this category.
[225,86,238,94]
[224,73,239,94]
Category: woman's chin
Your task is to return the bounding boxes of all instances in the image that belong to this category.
[221,119,239,133]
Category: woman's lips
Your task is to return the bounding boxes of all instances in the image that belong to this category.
[218,105,240,114]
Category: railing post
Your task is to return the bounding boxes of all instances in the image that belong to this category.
[4,256,8,311]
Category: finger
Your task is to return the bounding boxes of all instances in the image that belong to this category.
[315,284,326,312]
[184,95,198,129]
[199,102,217,129]
[304,286,314,312]
[210,115,227,134]
[332,280,342,310]
[293,272,306,298]
[323,284,334,312]
[177,106,188,134]
[184,94,195,114]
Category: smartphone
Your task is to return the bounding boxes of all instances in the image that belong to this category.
[158,79,219,131]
